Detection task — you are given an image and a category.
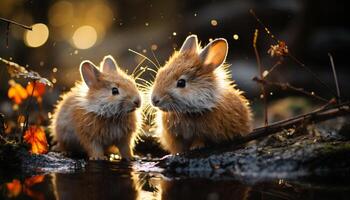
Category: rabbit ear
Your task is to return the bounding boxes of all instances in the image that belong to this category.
[101,55,118,73]
[179,34,198,54]
[199,38,228,71]
[80,61,100,88]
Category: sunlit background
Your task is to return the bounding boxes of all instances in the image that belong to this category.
[0,0,348,122]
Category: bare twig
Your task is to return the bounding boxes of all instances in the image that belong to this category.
[6,22,10,48]
[249,9,337,98]
[0,113,5,135]
[0,57,52,86]
[264,58,283,78]
[21,81,36,142]
[0,17,32,30]
[287,54,337,97]
[249,9,278,42]
[252,76,329,103]
[328,53,341,103]
[245,102,350,142]
[253,29,268,126]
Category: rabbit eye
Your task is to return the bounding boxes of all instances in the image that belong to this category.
[176,79,186,88]
[112,87,119,95]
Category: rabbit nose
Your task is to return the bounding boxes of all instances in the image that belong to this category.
[152,96,160,106]
[133,98,141,108]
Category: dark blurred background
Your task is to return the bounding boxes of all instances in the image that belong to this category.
[0,0,349,125]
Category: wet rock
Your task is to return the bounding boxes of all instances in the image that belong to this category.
[159,117,350,180]
[21,152,86,174]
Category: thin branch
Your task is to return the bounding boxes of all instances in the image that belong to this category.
[249,9,278,43]
[0,113,5,136]
[328,53,341,103]
[0,57,52,86]
[252,76,329,103]
[287,53,337,97]
[6,22,10,48]
[21,81,36,142]
[249,9,337,98]
[264,58,283,78]
[0,17,32,30]
[245,102,349,142]
[253,29,268,126]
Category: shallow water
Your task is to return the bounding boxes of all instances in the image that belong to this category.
[1,161,350,200]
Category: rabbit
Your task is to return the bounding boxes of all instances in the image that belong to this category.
[50,55,142,160]
[150,35,252,154]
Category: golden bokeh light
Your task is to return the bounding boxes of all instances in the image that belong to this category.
[24,23,49,48]
[72,25,97,49]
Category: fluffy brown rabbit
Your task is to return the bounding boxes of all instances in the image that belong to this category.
[50,55,142,160]
[150,35,252,154]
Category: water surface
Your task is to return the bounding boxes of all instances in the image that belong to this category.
[1,161,350,200]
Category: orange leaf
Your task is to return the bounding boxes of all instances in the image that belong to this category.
[24,175,45,187]
[26,82,46,103]
[6,179,22,198]
[23,126,48,154]
[8,80,28,104]
[26,82,46,97]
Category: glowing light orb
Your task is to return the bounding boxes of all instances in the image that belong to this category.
[233,34,239,40]
[72,26,97,49]
[24,23,49,48]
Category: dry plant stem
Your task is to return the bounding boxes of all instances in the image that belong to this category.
[252,76,329,103]
[21,81,36,142]
[253,29,268,126]
[0,17,32,30]
[249,9,337,97]
[245,102,350,143]
[328,53,341,103]
[287,53,337,97]
[266,58,283,76]
[6,22,9,48]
